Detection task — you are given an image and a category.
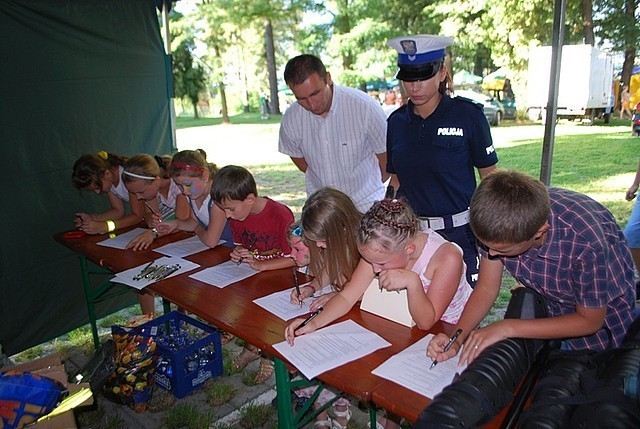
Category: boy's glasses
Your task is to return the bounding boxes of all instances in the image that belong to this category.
[292,225,302,237]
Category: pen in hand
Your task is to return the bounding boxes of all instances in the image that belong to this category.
[292,267,302,307]
[429,328,463,370]
[235,237,257,266]
[294,307,323,333]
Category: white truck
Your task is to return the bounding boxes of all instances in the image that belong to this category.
[525,45,614,123]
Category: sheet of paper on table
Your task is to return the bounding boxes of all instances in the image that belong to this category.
[97,228,147,250]
[154,235,223,258]
[189,260,257,288]
[372,334,467,399]
[273,319,391,380]
[111,256,201,290]
[253,284,334,321]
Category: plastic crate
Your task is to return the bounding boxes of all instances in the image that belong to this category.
[138,311,222,398]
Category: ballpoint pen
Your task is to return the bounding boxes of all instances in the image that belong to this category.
[294,307,323,333]
[292,267,302,307]
[236,237,257,266]
[430,328,463,370]
[143,200,157,216]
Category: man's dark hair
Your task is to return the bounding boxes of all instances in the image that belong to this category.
[284,54,328,86]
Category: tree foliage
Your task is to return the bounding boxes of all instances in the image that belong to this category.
[170,0,639,115]
[172,36,207,118]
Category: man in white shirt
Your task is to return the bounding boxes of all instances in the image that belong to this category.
[278,54,389,212]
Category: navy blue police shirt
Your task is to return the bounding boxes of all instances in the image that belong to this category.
[386,95,498,217]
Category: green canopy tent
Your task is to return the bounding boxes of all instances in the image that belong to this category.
[0,0,175,355]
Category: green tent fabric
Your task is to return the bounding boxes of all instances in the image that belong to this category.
[0,0,174,355]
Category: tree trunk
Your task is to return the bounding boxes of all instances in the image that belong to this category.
[192,101,200,119]
[264,19,280,115]
[219,81,230,124]
[581,0,594,46]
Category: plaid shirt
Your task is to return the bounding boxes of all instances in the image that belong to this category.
[500,188,637,351]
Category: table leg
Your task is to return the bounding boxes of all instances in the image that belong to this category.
[369,401,378,429]
[274,357,296,429]
[78,255,100,350]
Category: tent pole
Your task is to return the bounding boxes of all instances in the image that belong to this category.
[162,0,177,150]
[539,0,566,185]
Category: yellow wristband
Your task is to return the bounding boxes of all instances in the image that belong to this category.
[106,220,116,233]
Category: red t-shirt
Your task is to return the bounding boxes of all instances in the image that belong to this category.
[230,197,294,260]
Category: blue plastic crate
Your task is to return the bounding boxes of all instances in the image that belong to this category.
[138,311,222,398]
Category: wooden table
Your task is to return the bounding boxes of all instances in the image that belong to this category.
[55,228,508,428]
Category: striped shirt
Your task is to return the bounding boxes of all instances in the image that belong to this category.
[500,188,638,351]
[278,84,387,212]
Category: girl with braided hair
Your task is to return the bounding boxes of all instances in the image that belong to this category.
[285,192,472,339]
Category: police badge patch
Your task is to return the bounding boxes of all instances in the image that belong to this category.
[400,40,417,61]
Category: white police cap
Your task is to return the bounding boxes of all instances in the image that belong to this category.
[387,35,454,81]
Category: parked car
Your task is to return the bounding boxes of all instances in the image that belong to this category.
[454,89,505,126]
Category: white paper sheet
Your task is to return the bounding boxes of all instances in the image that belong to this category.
[111,256,201,290]
[188,260,258,288]
[371,334,467,399]
[253,285,335,321]
[153,235,222,258]
[272,319,391,380]
[97,228,147,249]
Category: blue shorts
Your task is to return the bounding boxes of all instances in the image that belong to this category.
[625,197,640,248]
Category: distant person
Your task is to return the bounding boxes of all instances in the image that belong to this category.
[211,165,295,384]
[386,34,498,287]
[381,90,399,117]
[278,54,388,212]
[624,159,640,295]
[428,170,638,368]
[621,86,632,119]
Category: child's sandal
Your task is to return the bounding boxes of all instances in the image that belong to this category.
[230,347,260,373]
[253,358,274,384]
[331,404,352,429]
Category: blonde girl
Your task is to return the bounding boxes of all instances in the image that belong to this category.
[154,149,233,248]
[123,154,190,251]
[293,187,362,310]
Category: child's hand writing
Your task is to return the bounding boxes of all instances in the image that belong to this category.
[231,246,254,264]
[284,316,317,346]
[289,285,314,305]
[426,332,460,366]
[156,220,177,235]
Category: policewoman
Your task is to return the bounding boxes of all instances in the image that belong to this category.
[386,35,498,287]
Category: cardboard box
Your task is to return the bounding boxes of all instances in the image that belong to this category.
[1,353,93,429]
